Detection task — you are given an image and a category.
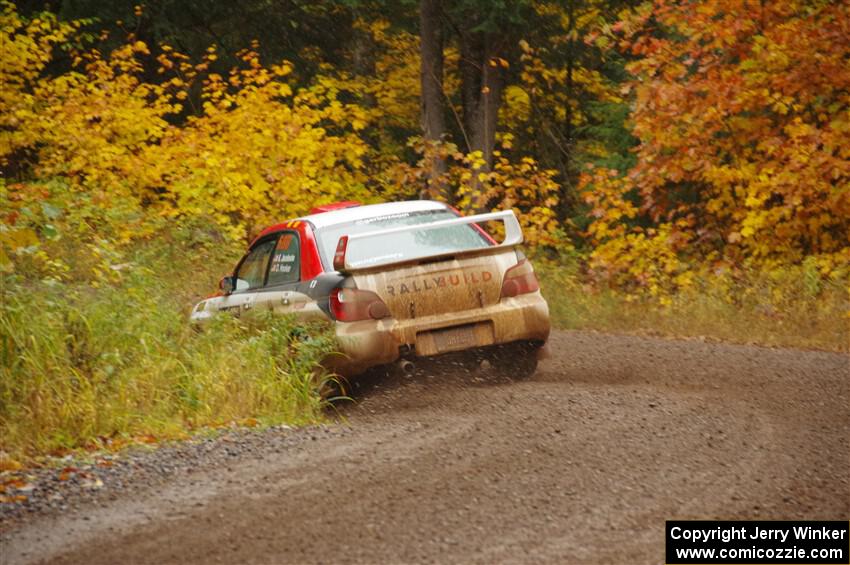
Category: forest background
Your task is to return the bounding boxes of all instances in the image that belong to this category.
[1,0,848,461]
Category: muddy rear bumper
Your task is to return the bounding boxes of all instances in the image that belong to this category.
[328,292,550,376]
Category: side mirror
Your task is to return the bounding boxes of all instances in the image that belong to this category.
[219,275,236,294]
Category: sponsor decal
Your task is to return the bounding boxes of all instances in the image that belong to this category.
[356,212,410,224]
[386,271,493,296]
[277,234,295,250]
[350,252,404,267]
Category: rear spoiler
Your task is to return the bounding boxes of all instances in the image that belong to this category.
[333,210,523,272]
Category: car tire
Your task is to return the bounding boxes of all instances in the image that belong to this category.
[490,341,541,379]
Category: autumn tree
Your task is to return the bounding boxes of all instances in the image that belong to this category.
[581,0,850,293]
[497,0,638,221]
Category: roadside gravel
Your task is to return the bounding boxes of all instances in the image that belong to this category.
[0,425,350,531]
[2,330,848,564]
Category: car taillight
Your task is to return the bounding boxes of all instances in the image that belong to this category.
[329,288,391,322]
[500,259,540,298]
[333,235,348,271]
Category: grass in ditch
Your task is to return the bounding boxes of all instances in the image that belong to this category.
[0,235,336,462]
[538,261,849,353]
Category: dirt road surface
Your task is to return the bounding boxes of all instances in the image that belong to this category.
[2,330,849,564]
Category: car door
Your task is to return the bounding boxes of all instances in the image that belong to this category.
[253,230,328,321]
[216,237,277,316]
[252,231,301,316]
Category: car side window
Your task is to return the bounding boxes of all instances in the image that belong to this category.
[267,231,301,286]
[235,239,276,291]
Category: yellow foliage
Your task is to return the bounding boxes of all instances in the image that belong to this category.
[0,4,385,253]
[581,166,695,295]
[400,138,567,249]
[512,28,621,133]
[153,50,374,236]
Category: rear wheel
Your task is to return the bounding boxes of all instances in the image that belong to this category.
[489,341,542,379]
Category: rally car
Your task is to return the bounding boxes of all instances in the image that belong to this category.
[191,200,550,377]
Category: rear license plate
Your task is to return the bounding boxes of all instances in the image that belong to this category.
[433,324,477,353]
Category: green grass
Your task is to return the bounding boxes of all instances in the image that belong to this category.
[538,261,849,352]
[0,234,336,461]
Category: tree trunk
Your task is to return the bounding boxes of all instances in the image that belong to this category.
[352,24,376,107]
[558,0,576,221]
[419,0,448,200]
[460,33,503,211]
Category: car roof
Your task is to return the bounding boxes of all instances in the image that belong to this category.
[299,200,448,230]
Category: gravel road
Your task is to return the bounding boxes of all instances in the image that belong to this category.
[2,330,848,564]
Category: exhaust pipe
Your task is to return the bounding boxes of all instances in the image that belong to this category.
[398,359,415,374]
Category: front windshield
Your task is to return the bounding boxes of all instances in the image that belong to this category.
[315,210,492,270]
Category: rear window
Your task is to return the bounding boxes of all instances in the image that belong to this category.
[315,209,492,270]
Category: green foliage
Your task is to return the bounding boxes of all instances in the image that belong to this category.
[576,100,637,173]
[0,231,336,459]
[49,0,361,80]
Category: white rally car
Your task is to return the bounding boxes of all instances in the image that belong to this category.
[191,200,550,377]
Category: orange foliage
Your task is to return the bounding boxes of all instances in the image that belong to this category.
[582,0,850,293]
